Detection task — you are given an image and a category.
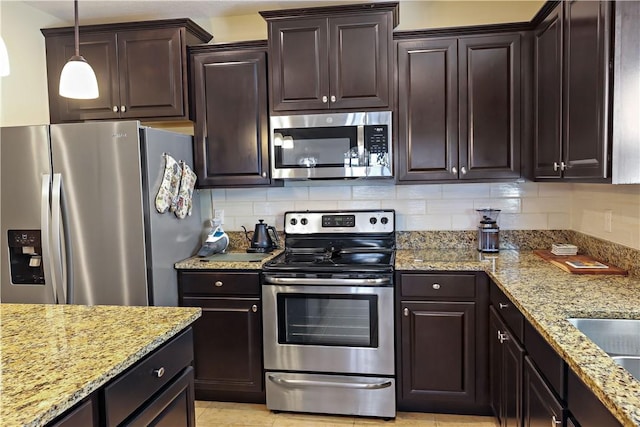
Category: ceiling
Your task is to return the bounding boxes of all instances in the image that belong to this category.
[23,0,382,25]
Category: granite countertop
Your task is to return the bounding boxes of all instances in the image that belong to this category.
[175,250,282,270]
[397,249,640,427]
[0,304,201,427]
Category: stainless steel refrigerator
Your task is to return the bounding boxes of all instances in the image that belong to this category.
[1,121,202,306]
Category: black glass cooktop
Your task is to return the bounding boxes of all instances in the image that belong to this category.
[263,248,394,272]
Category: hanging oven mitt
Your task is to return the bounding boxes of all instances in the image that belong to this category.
[175,162,197,219]
[155,153,182,214]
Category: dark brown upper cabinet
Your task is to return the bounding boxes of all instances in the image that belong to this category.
[396,30,523,182]
[189,42,272,188]
[260,3,398,113]
[42,19,212,124]
[533,1,611,181]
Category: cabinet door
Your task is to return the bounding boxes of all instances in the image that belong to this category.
[50,396,97,427]
[192,49,271,187]
[490,307,524,427]
[533,4,563,179]
[397,38,458,182]
[269,18,329,112]
[400,301,476,406]
[45,33,120,123]
[523,357,565,427]
[459,34,521,180]
[117,28,185,119]
[182,296,263,395]
[329,13,390,110]
[563,0,611,179]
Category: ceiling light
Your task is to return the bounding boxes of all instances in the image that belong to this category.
[59,0,98,99]
[0,36,9,77]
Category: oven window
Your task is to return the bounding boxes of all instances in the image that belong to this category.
[276,294,378,347]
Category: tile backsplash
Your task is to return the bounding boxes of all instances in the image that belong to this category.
[200,181,640,251]
[201,181,573,233]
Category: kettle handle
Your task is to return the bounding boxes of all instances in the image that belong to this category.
[267,226,280,247]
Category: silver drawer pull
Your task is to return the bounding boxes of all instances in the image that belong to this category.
[121,105,126,113]
[252,304,258,313]
[499,302,509,309]
[432,283,440,290]
[153,367,165,378]
[112,106,119,113]
[214,281,223,287]
[497,330,509,344]
[552,415,561,425]
[403,308,409,317]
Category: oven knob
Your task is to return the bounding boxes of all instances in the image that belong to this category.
[381,217,389,225]
[369,217,377,225]
[290,218,297,226]
[301,218,308,225]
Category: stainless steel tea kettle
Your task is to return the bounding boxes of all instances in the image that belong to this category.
[242,220,280,253]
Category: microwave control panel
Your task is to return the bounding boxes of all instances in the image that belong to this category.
[364,125,389,153]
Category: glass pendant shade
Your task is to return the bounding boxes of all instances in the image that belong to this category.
[59,55,99,99]
[58,0,99,99]
[0,36,9,77]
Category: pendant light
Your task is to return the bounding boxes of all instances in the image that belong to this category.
[59,0,99,99]
[0,36,9,77]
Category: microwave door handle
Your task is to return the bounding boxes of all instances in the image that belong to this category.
[357,125,365,165]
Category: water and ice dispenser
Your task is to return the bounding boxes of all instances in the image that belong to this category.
[7,230,45,284]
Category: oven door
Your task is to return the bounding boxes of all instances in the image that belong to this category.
[262,278,394,375]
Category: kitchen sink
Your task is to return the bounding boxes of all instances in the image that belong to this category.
[567,318,640,357]
[612,356,640,382]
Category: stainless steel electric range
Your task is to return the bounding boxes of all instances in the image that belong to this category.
[261,209,396,419]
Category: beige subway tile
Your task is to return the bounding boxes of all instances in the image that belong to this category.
[226,188,268,201]
[490,181,538,198]
[294,200,340,211]
[396,184,443,200]
[498,213,548,230]
[309,185,352,200]
[427,199,474,214]
[404,214,452,231]
[253,201,295,216]
[548,213,571,229]
[522,197,570,213]
[338,200,382,210]
[442,183,491,199]
[352,185,397,200]
[267,187,309,201]
[381,199,426,215]
[473,198,521,214]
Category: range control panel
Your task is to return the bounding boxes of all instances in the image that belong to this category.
[284,210,395,234]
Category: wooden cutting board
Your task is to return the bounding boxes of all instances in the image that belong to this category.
[534,250,628,275]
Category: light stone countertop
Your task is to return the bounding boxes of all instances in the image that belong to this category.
[397,249,640,427]
[0,304,201,427]
[174,250,283,270]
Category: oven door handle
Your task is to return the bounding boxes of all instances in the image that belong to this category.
[267,374,393,390]
[263,276,392,286]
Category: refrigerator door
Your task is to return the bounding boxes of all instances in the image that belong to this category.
[1,125,56,303]
[141,127,202,306]
[50,121,149,306]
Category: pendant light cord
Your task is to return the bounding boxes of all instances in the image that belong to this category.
[74,0,79,57]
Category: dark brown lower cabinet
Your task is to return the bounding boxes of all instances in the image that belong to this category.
[567,370,622,427]
[49,396,97,427]
[178,271,264,403]
[490,306,525,427]
[396,272,489,414]
[523,356,564,427]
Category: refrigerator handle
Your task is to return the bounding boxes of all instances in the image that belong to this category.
[58,174,74,304]
[51,174,67,304]
[41,174,57,303]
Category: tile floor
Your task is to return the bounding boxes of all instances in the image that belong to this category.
[195,401,499,427]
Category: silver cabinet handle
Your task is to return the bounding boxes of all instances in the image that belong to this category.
[262,172,267,178]
[403,308,409,317]
[498,330,509,343]
[499,302,509,309]
[552,415,561,426]
[460,166,467,175]
[121,105,126,113]
[322,96,328,103]
[252,304,258,313]
[153,367,165,378]
[452,166,458,174]
[432,283,441,290]
[560,161,567,170]
[214,281,223,287]
[330,95,336,102]
[113,106,119,113]
[553,162,560,171]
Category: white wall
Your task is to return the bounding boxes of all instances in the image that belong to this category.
[0,1,63,126]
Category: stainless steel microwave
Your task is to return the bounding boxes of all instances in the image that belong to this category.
[270,111,392,180]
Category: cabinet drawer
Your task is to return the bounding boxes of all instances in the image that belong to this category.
[103,328,194,427]
[524,321,565,399]
[179,272,260,296]
[490,281,524,341]
[400,274,475,299]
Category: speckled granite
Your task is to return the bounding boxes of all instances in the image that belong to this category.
[175,249,283,270]
[395,230,574,251]
[226,231,284,252]
[397,249,640,427]
[567,231,640,278]
[0,304,200,427]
